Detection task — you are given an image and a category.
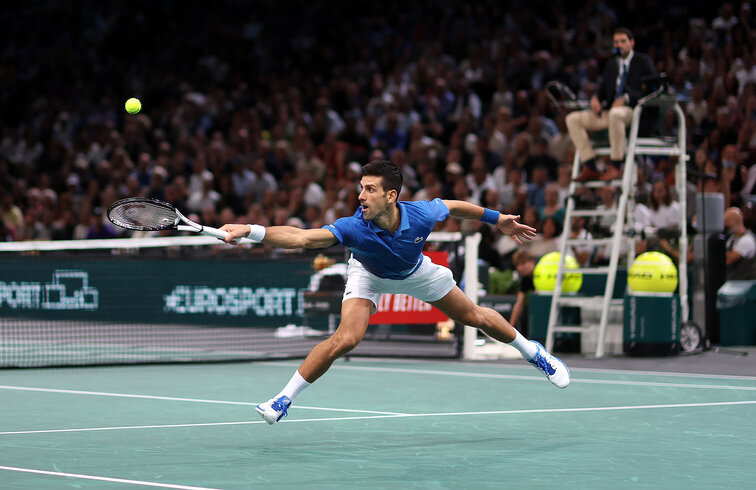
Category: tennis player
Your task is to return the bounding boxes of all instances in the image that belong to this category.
[221,160,570,425]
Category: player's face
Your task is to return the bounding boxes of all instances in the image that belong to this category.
[358,175,394,221]
[613,33,634,58]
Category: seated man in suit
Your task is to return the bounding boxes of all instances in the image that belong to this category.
[566,27,657,181]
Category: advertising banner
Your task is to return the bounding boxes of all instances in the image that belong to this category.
[0,257,311,327]
[369,251,450,325]
[1,252,453,328]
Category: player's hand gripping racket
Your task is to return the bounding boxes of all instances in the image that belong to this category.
[107,197,252,243]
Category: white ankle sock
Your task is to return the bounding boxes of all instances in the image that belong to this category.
[275,370,311,401]
[508,331,538,360]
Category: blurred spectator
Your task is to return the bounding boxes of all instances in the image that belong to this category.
[186,173,221,214]
[647,180,682,230]
[634,162,654,206]
[509,249,536,330]
[230,157,256,204]
[524,216,560,259]
[527,166,550,208]
[698,158,731,207]
[0,0,751,256]
[442,161,464,199]
[85,208,117,240]
[466,155,496,205]
[370,111,407,155]
[146,166,168,201]
[248,157,278,205]
[548,114,574,165]
[500,166,529,215]
[596,185,619,233]
[1,193,23,239]
[555,162,572,205]
[524,137,559,180]
[0,217,13,241]
[539,183,566,228]
[567,216,594,266]
[724,206,756,279]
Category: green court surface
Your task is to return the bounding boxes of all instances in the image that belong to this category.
[1,359,755,489]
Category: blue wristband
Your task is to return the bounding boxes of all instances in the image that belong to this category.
[481,208,500,225]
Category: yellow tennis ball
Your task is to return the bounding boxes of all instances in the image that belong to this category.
[628,251,678,293]
[533,252,583,292]
[125,98,142,114]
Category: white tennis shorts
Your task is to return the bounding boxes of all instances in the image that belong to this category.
[343,255,456,312]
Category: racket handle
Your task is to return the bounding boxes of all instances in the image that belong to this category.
[203,226,255,244]
[177,225,253,244]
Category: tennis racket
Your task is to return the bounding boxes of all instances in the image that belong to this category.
[107,197,252,243]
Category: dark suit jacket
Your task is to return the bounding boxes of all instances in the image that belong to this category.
[597,52,657,108]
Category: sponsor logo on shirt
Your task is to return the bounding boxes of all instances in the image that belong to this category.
[414,236,423,244]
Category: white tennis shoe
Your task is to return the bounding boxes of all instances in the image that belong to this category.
[256,396,292,425]
[528,341,570,388]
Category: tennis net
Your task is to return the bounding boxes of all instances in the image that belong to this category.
[0,234,465,367]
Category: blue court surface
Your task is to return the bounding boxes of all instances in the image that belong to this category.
[1,354,755,489]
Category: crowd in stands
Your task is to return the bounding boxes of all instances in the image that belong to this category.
[1,0,756,271]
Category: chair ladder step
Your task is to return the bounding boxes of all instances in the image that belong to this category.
[555,296,623,307]
[633,147,683,156]
[571,180,622,189]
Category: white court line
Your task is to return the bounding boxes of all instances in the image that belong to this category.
[0,465,221,489]
[0,420,268,435]
[2,400,755,436]
[267,362,756,391]
[0,385,405,415]
[547,365,756,381]
[347,357,756,381]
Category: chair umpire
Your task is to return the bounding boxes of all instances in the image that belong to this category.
[566,27,657,182]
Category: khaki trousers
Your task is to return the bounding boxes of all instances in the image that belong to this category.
[565,106,633,162]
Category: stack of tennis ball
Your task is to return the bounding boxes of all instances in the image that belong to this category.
[533,252,583,292]
[628,251,678,293]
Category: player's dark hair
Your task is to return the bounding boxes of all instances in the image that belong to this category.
[614,27,634,40]
[362,160,403,195]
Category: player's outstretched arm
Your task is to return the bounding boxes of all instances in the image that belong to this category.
[441,199,537,245]
[220,224,338,249]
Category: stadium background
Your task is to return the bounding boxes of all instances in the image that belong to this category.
[2,0,754,245]
[1,3,756,489]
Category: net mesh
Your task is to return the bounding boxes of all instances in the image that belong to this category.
[107,199,178,231]
[0,235,462,367]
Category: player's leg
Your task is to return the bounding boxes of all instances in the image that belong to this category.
[255,298,373,425]
[298,298,373,381]
[430,286,570,388]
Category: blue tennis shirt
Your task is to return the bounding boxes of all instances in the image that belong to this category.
[323,199,450,279]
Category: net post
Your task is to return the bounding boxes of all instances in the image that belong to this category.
[462,233,481,360]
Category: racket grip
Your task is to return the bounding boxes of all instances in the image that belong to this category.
[200,226,253,244]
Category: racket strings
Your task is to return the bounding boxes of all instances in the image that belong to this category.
[108,202,178,231]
